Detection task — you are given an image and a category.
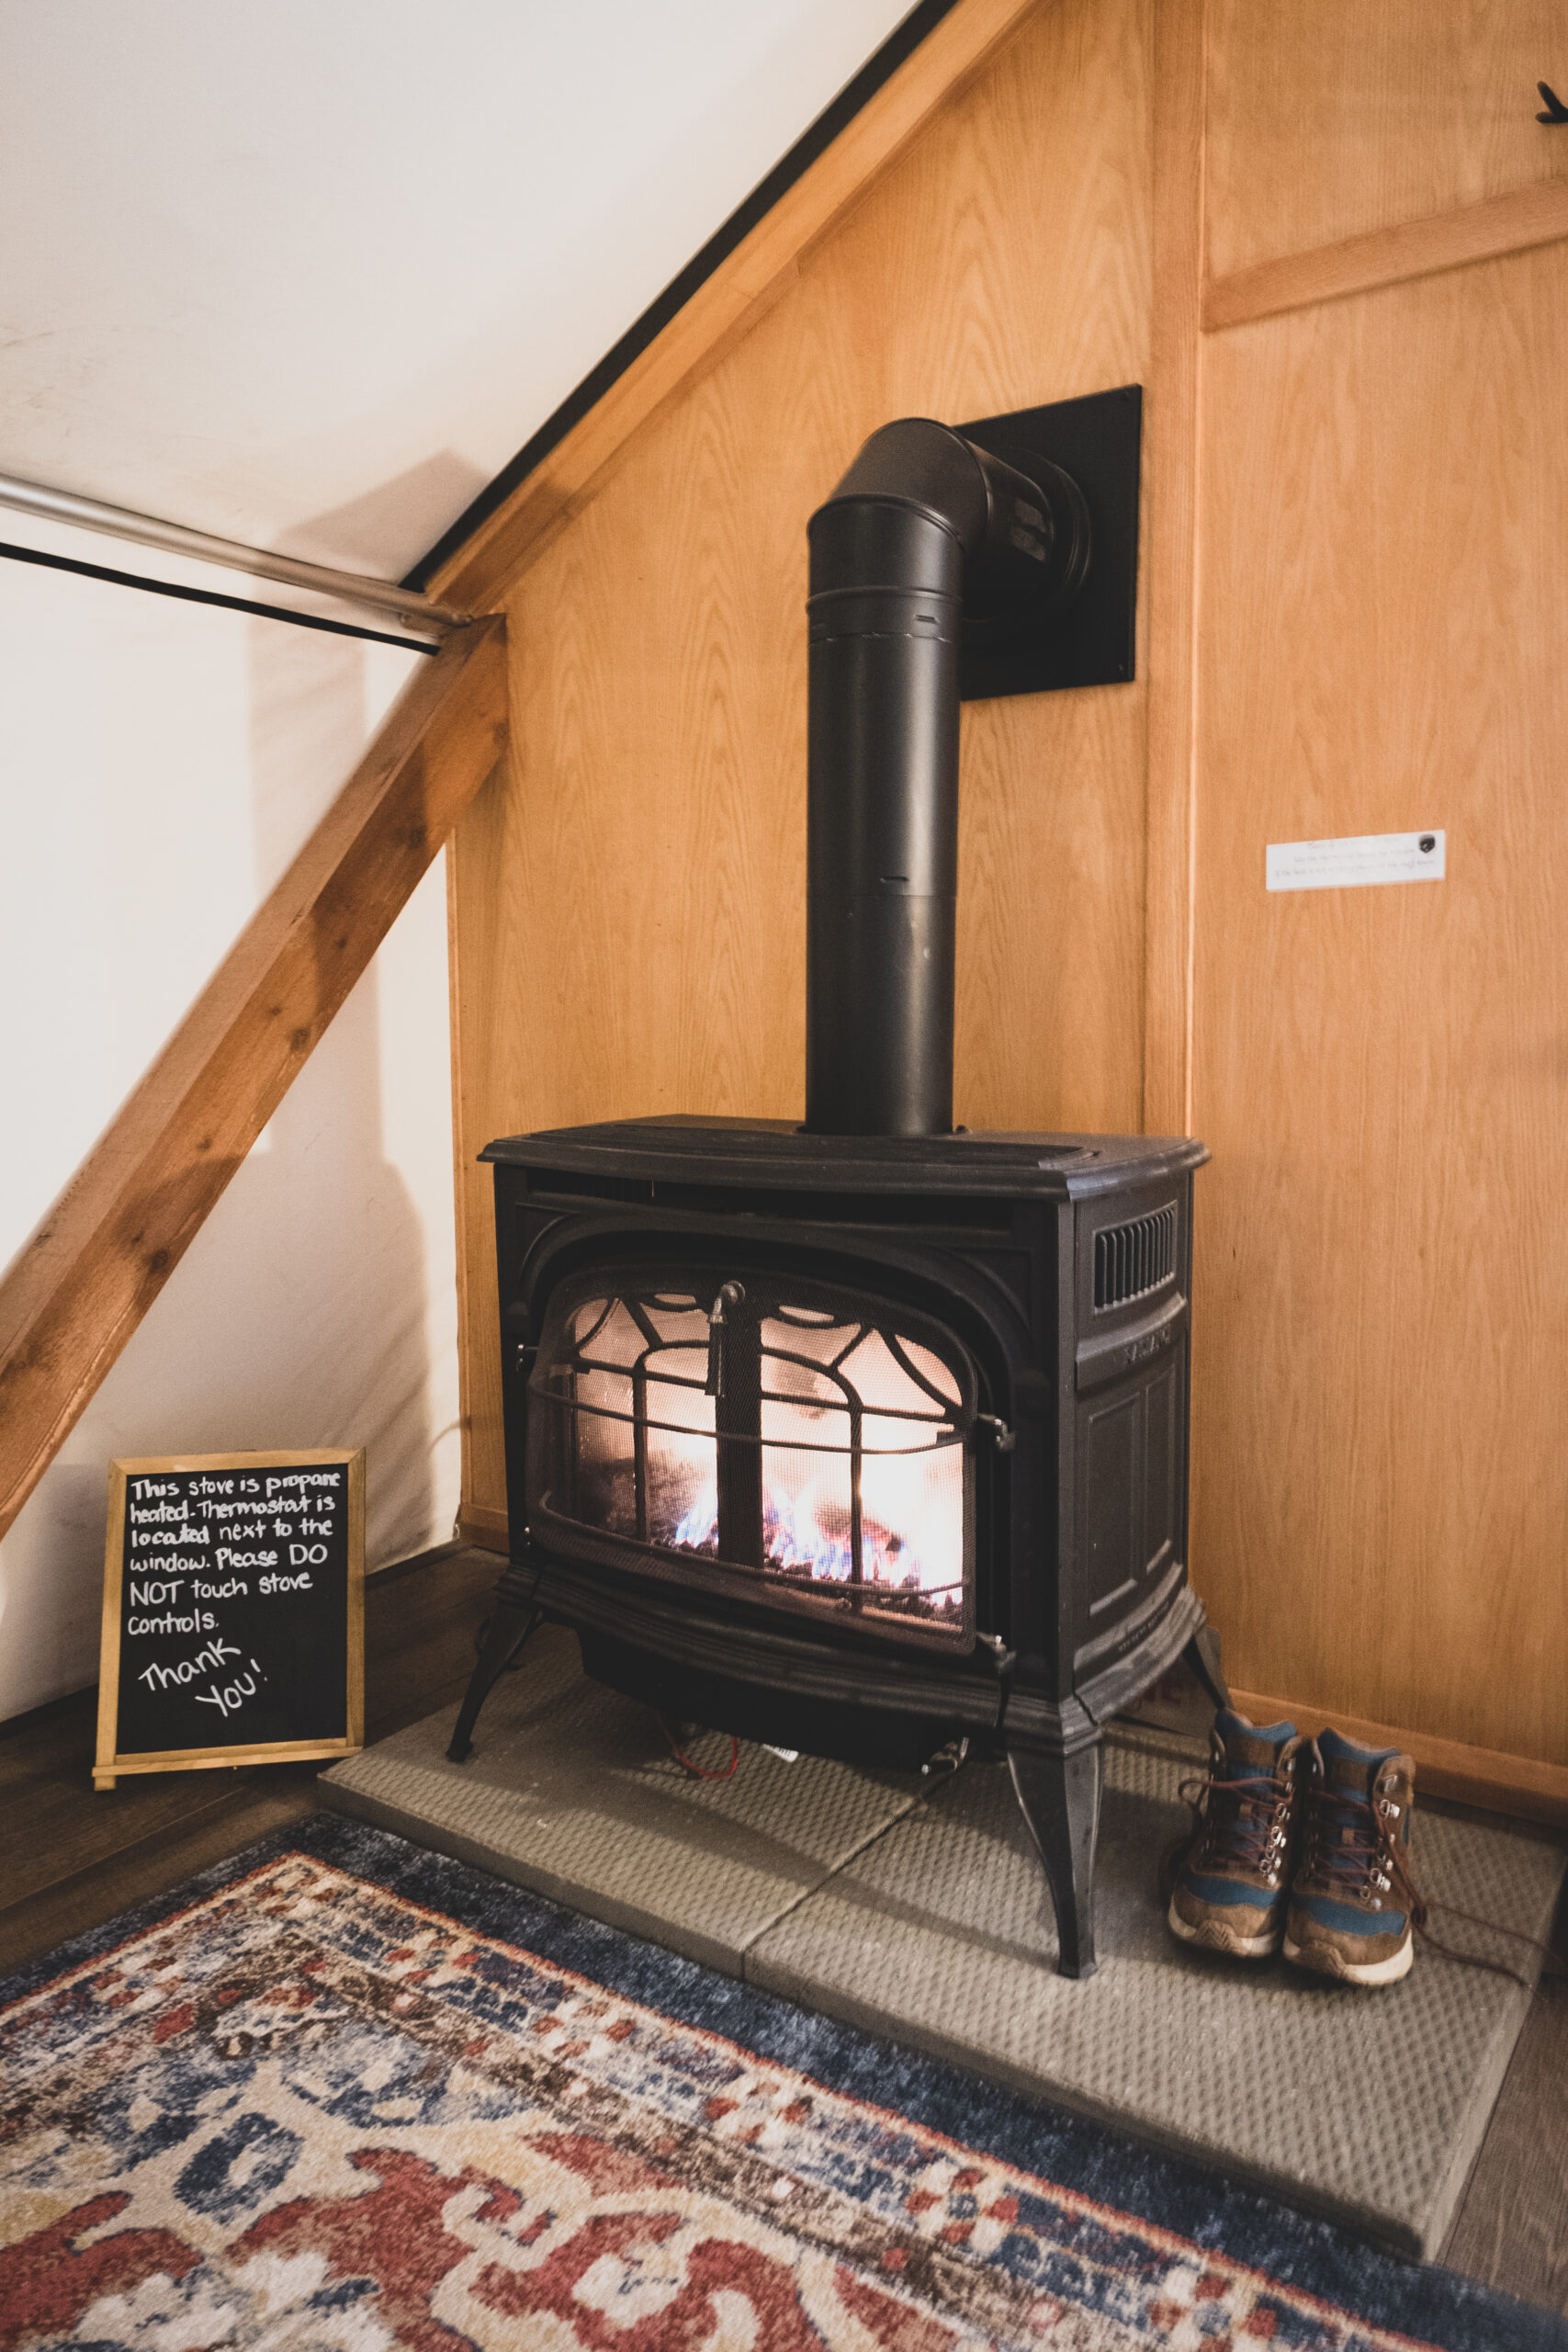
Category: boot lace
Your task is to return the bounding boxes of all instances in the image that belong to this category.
[1297,1775,1403,1907]
[1175,1758,1295,1886]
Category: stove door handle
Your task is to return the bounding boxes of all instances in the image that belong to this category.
[705,1282,747,1398]
[974,1412,1016,1453]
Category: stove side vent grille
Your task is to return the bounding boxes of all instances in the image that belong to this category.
[1094,1202,1177,1311]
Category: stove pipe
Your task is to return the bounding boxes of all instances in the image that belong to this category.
[804,418,1089,1136]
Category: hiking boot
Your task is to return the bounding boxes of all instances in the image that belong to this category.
[1283,1732,1417,1987]
[1168,1711,1304,1959]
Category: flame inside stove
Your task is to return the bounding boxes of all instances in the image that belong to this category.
[558,1293,965,1627]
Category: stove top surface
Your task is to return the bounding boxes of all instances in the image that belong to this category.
[481,1114,1207,1199]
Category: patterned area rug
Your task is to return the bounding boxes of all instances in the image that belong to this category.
[2,1817,1561,2352]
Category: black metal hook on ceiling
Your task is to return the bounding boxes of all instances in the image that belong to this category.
[1537,81,1568,124]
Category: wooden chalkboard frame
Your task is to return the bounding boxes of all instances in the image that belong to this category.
[94,1448,365,1791]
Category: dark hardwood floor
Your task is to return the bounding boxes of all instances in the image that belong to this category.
[1442,1943,1568,2312]
[1,1544,1562,2317]
[0,1544,497,1980]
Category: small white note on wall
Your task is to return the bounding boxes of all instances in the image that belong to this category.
[1266,829,1446,893]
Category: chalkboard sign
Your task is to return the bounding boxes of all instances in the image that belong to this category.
[94,1450,365,1790]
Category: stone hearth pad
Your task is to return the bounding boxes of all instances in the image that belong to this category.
[319,1627,1562,2256]
[320,1626,925,1973]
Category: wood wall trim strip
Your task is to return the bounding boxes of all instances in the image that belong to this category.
[431,0,1043,614]
[1202,178,1568,334]
[445,841,480,1553]
[457,1505,509,1554]
[1229,1690,1568,1828]
[1142,0,1205,1136]
[0,616,508,1549]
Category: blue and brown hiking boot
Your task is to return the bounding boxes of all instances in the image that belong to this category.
[1167,1711,1304,1958]
[1283,1731,1419,1987]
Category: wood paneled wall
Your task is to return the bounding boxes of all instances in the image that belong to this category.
[1190,2,1568,1801]
[446,0,1568,1804]
[448,0,1156,1529]
[1205,0,1568,279]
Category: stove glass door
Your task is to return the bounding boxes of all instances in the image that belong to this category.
[526,1268,976,1646]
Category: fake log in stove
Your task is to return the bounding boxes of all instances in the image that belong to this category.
[451,395,1224,1977]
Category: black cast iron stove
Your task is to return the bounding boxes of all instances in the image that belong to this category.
[451,393,1224,1976]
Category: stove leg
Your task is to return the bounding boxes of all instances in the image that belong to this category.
[1008,1738,1103,1979]
[1181,1623,1231,1713]
[446,1600,540,1763]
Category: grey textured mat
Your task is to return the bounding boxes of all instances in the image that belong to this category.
[750,1733,1563,2255]
[320,1631,1563,2256]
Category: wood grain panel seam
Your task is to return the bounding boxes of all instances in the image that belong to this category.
[1143,0,1206,1137]
[1203,178,1568,333]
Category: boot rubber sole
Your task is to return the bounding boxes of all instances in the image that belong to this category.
[1167,1894,1281,1960]
[1282,1931,1414,1986]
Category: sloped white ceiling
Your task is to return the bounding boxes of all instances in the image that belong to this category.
[0,0,913,580]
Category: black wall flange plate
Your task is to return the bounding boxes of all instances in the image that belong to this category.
[957,382,1141,700]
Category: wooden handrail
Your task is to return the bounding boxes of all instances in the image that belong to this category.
[0,614,507,1546]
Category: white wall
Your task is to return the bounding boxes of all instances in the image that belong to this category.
[0,0,914,575]
[0,519,461,1721]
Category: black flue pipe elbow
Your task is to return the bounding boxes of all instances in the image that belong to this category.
[803,418,1087,1136]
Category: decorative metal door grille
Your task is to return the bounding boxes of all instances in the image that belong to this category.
[526,1271,976,1645]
